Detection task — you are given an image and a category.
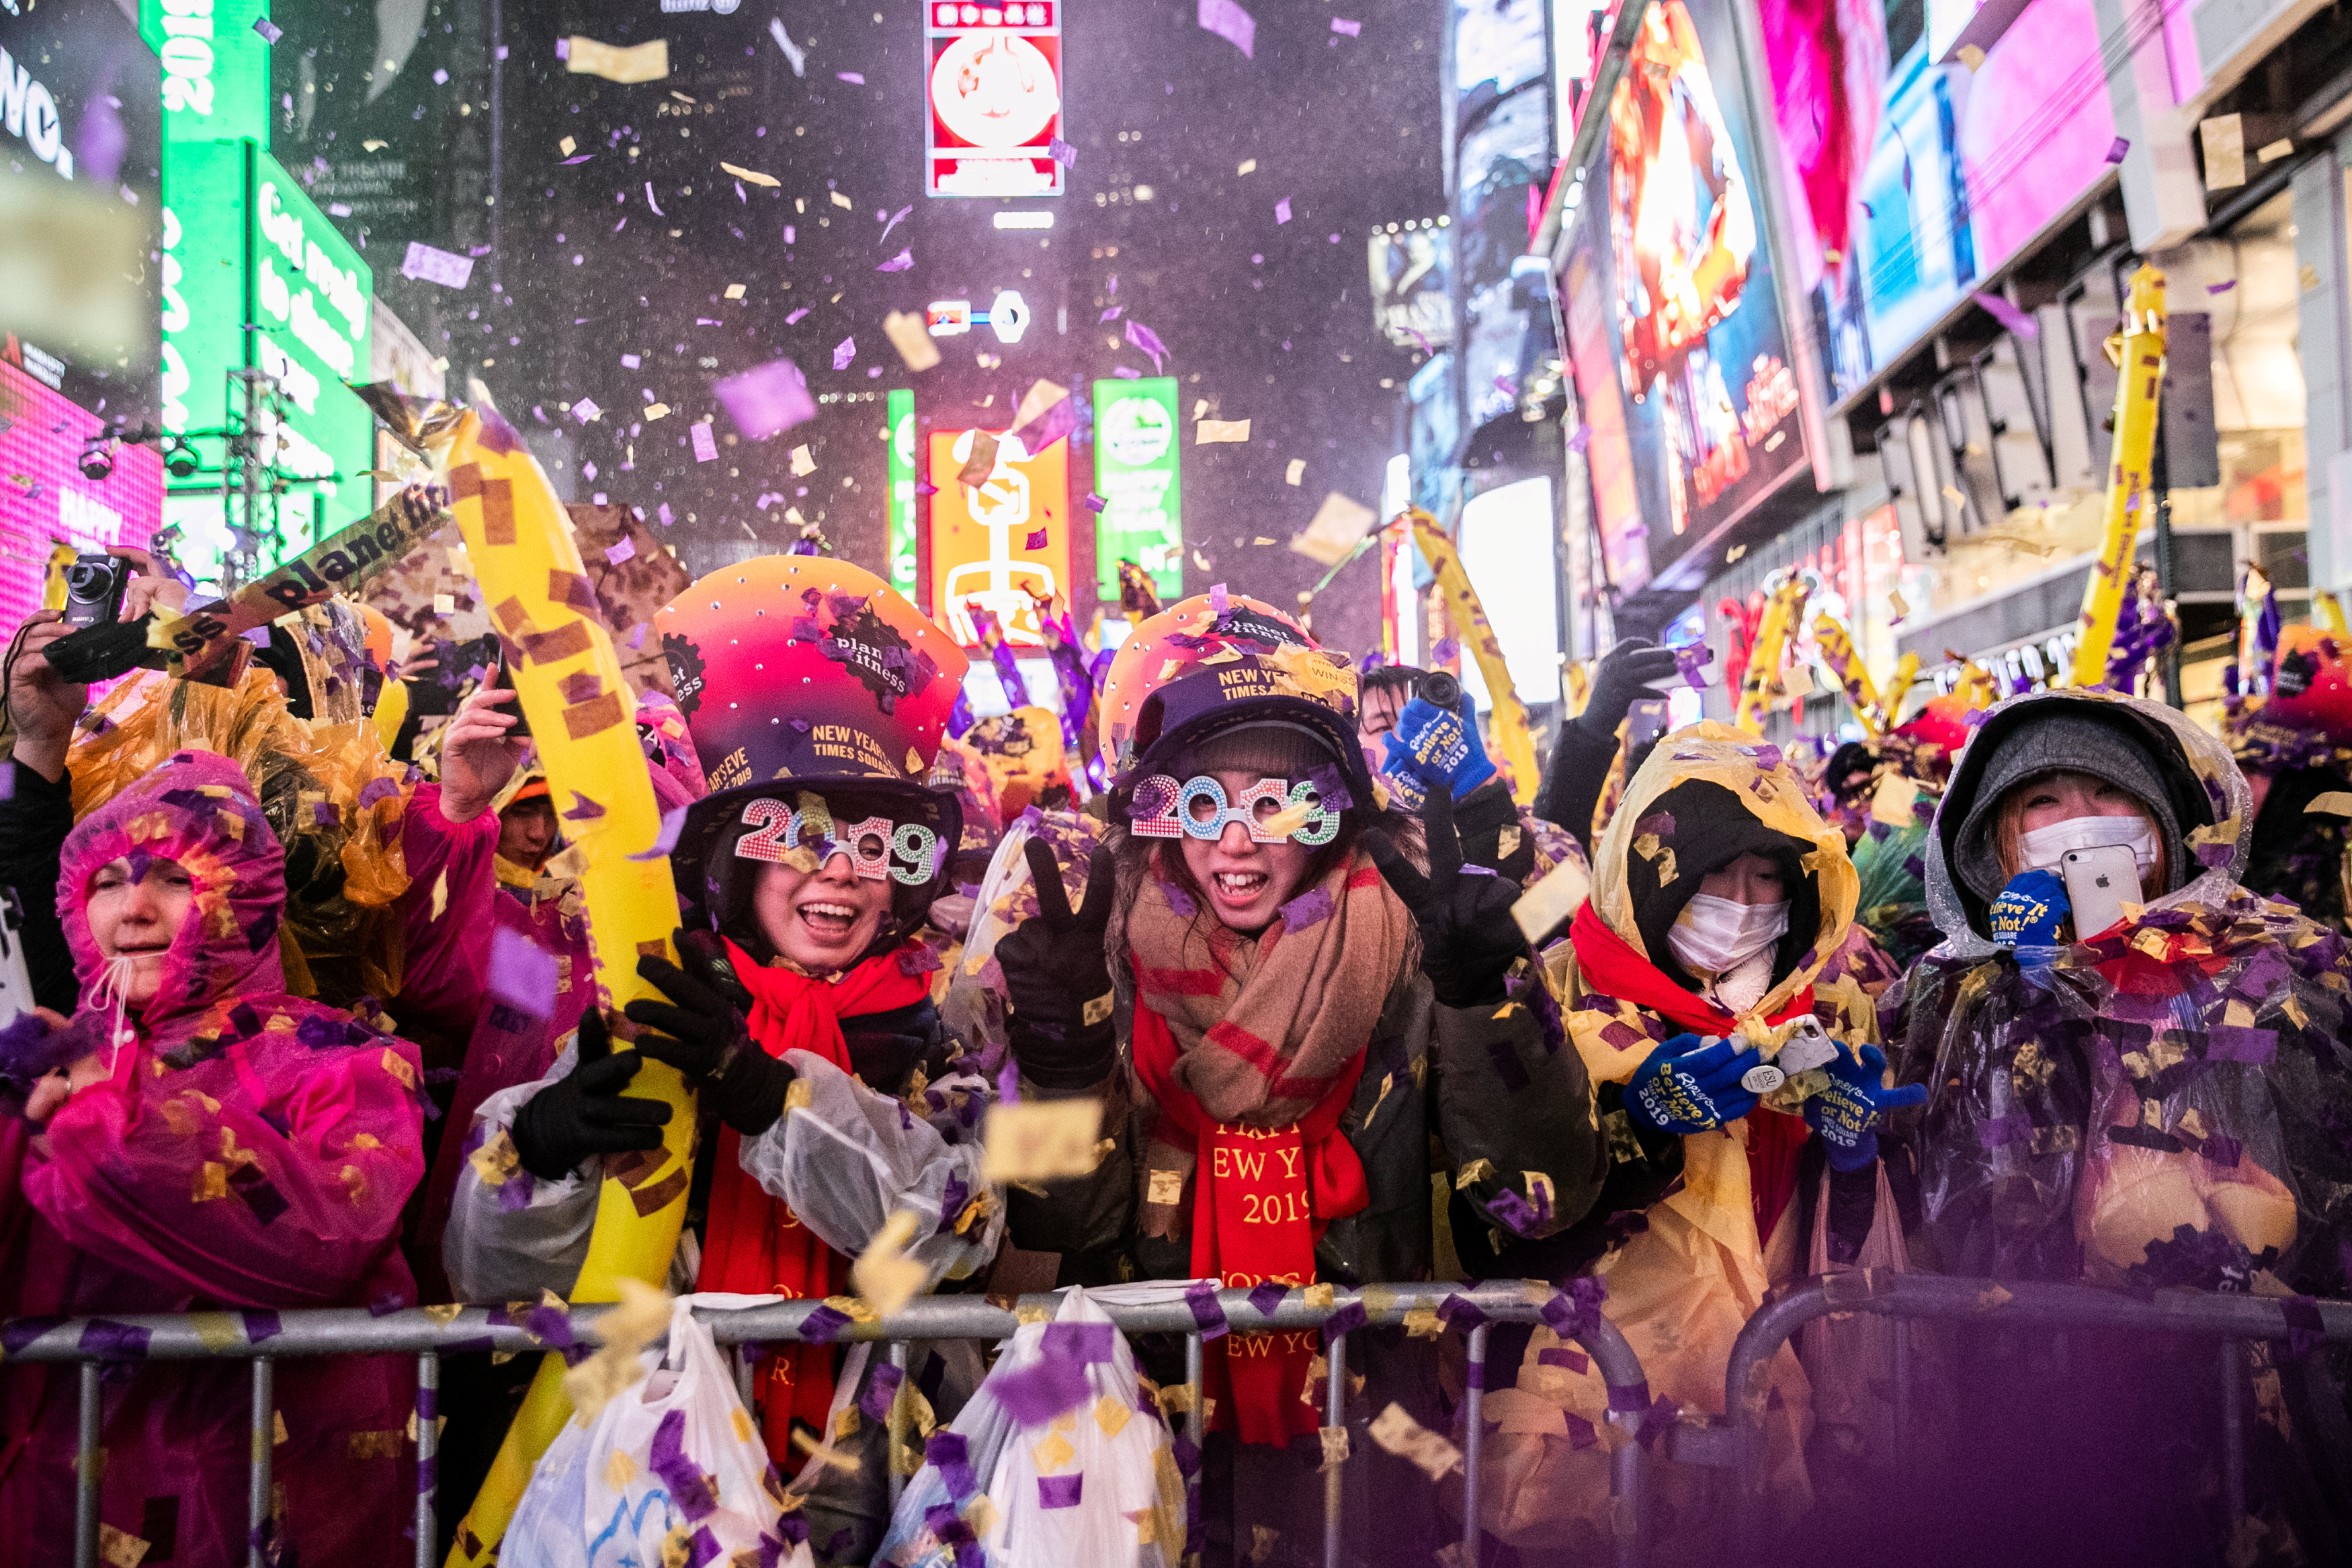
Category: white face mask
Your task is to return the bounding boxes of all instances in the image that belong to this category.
[2017,814,2160,880]
[1668,892,1790,976]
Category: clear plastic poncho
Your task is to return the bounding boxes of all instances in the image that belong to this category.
[1890,689,2352,1294]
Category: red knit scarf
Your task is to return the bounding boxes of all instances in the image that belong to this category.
[1127,850,1408,1445]
[696,938,929,1464]
[1567,899,1813,1246]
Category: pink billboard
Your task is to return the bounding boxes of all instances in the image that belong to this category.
[0,352,163,634]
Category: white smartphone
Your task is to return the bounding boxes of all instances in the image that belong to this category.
[0,889,34,1029]
[2060,844,2140,941]
[1775,1015,1838,1075]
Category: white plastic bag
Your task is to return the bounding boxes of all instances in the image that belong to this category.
[505,1295,815,1568]
[873,1287,1188,1568]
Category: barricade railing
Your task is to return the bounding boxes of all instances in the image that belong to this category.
[2,1278,1651,1568]
[1715,1270,2352,1551]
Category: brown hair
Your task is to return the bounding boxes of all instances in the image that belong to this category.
[1990,772,2170,891]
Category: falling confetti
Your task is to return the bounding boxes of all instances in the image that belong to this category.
[713,359,818,441]
[833,337,857,371]
[1198,0,1256,56]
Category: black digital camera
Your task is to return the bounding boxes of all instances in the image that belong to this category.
[61,554,132,629]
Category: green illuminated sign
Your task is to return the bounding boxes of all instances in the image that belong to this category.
[886,388,918,597]
[140,0,273,144]
[159,138,374,578]
[1093,376,1183,600]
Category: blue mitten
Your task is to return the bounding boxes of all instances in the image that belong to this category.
[1989,868,2069,950]
[1624,1033,1763,1137]
[1382,695,1498,801]
[1804,1042,1929,1170]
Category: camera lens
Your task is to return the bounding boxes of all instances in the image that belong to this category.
[1418,670,1462,710]
[65,563,106,599]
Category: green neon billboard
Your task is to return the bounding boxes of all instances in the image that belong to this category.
[886,388,918,597]
[1091,376,1182,601]
[159,138,374,578]
[140,0,272,144]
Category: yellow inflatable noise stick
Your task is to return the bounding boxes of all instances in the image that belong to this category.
[433,410,697,1567]
[1408,509,1542,808]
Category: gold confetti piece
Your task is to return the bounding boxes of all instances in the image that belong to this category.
[1317,1426,1349,1472]
[724,284,747,300]
[2257,137,2294,163]
[1158,1381,1196,1414]
[1403,1309,1444,1338]
[1956,43,1984,69]
[1975,1283,2015,1311]
[883,310,943,372]
[424,1303,464,1325]
[1456,1158,1496,1189]
[645,402,671,419]
[469,1127,521,1187]
[1146,1168,1186,1205]
[1032,1432,1076,1473]
[2307,792,2352,817]
[790,1427,864,1473]
[1526,1171,1554,1214]
[561,1278,673,1423]
[1237,157,1257,175]
[852,1209,927,1318]
[963,1493,1002,1540]
[1368,1401,1462,1481]
[1285,458,1305,486]
[830,190,854,208]
[1015,1303,1052,1325]
[1301,1282,1335,1311]
[190,1162,228,1203]
[1261,801,1314,837]
[1195,418,1252,445]
[605,1449,637,1492]
[98,1524,149,1568]
[834,1405,862,1439]
[791,444,817,476]
[430,869,450,920]
[564,35,669,83]
[1290,490,1376,566]
[558,136,578,156]
[982,1098,1105,1182]
[1253,535,1278,546]
[1094,1393,1133,1438]
[1511,853,1592,947]
[721,161,780,187]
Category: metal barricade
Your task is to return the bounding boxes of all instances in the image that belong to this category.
[5,1278,1653,1568]
[1716,1270,2352,1551]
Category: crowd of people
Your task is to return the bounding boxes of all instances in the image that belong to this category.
[0,529,2347,1568]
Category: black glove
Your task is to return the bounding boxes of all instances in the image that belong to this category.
[1364,789,1529,1008]
[1576,638,1681,742]
[995,840,1118,1089]
[509,1010,673,1180]
[625,930,793,1137]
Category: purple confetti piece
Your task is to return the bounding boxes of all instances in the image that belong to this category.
[1099,306,1124,322]
[487,928,559,1020]
[1486,1185,1539,1234]
[1606,1380,1652,1413]
[1083,492,1107,513]
[648,1409,720,1519]
[1538,1346,1589,1374]
[1274,197,1292,224]
[989,1352,1093,1424]
[1037,1474,1083,1509]
[1197,0,1255,55]
[1332,15,1361,33]
[562,791,605,823]
[0,1317,64,1356]
[1972,292,2040,339]
[1247,1281,1288,1317]
[2208,1026,2277,1063]
[1124,318,1169,371]
[2105,137,2131,163]
[524,1303,579,1348]
[713,357,817,441]
[1637,1393,1681,1448]
[1633,810,1675,838]
[1670,642,1708,689]
[1040,1322,1116,1364]
[1430,637,1460,665]
[878,249,914,272]
[1320,1299,1368,1344]
[1304,763,1352,812]
[1279,887,1334,930]
[1050,137,1076,169]
[1185,1282,1229,1340]
[799,1304,853,1343]
[2281,1296,2326,1357]
[860,1361,905,1422]
[833,337,857,372]
[1159,878,1198,918]
[2207,279,2236,294]
[837,71,866,83]
[1025,527,1049,550]
[1565,423,1592,455]
[253,16,283,42]
[1539,1276,1607,1342]
[630,806,689,862]
[554,37,569,58]
[243,1310,282,1344]
[1437,1293,1489,1332]
[79,1320,150,1362]
[561,154,594,165]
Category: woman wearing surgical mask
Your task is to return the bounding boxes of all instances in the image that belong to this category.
[1473,723,1910,1555]
[1884,689,2352,1563]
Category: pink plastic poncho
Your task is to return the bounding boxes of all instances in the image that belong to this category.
[0,749,429,1568]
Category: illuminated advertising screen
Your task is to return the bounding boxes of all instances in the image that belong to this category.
[138,0,272,144]
[1567,0,1806,592]
[0,356,162,631]
[923,1,1064,199]
[927,427,1071,646]
[1090,376,1181,601]
[161,138,375,573]
[886,388,919,597]
[1755,0,2119,405]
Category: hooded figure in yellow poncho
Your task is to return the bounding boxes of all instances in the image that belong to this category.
[1480,723,1900,1557]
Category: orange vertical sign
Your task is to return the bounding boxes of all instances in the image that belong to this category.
[925,427,1071,647]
